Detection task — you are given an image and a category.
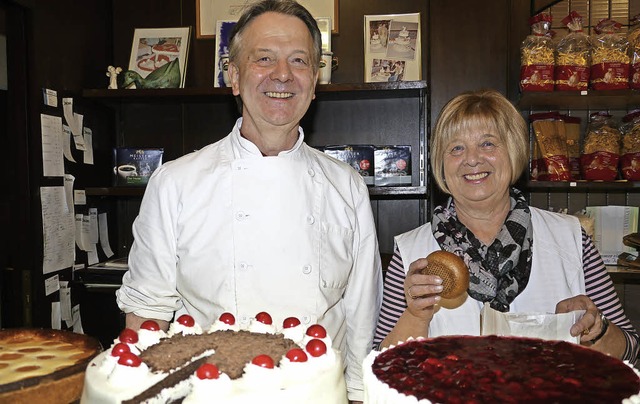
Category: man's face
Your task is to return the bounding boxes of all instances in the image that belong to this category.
[229,12,318,132]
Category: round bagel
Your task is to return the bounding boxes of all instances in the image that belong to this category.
[420,251,469,299]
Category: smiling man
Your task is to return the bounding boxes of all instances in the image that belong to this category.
[115,1,382,402]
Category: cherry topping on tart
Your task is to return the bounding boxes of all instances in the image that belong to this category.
[285,348,308,362]
[177,314,195,327]
[306,324,327,339]
[118,328,139,344]
[219,312,236,325]
[255,312,273,325]
[117,352,142,367]
[283,317,301,328]
[306,339,327,357]
[251,354,275,369]
[196,363,220,380]
[110,343,131,357]
[140,320,161,331]
[372,336,640,403]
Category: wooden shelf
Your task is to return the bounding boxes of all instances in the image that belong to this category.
[83,81,428,102]
[518,90,640,110]
[525,180,640,192]
[607,266,640,283]
[86,186,427,199]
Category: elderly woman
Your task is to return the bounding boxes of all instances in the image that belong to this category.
[373,89,639,364]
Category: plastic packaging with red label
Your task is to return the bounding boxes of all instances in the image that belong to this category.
[581,112,621,181]
[520,13,555,92]
[555,11,591,91]
[590,19,630,90]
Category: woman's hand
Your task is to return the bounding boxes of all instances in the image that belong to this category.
[555,294,602,342]
[404,257,444,321]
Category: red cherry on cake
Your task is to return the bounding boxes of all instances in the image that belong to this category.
[118,328,139,344]
[117,352,142,367]
[219,312,236,325]
[255,312,273,325]
[251,354,275,369]
[196,363,220,380]
[177,314,195,327]
[306,324,327,339]
[286,348,308,362]
[110,343,131,357]
[306,338,327,357]
[283,317,301,328]
[140,320,160,331]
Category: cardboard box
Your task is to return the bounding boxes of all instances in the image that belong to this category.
[374,145,412,186]
[324,145,375,185]
[113,148,163,186]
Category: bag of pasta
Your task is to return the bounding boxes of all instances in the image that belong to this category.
[555,11,591,91]
[630,14,640,90]
[560,114,582,179]
[530,112,571,181]
[620,110,640,180]
[520,13,555,92]
[590,19,630,90]
[581,112,621,181]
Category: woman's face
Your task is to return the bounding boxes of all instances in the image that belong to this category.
[442,124,512,208]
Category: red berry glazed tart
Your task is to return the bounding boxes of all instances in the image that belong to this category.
[363,335,640,404]
[81,312,348,404]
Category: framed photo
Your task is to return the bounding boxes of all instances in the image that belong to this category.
[315,17,331,53]
[364,13,421,83]
[128,27,191,88]
[196,0,339,39]
[214,20,237,88]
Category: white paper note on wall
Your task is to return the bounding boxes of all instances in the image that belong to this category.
[41,186,75,274]
[40,114,64,177]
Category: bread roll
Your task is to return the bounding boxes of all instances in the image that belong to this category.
[420,251,469,299]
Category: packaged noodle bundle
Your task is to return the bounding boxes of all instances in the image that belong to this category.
[590,19,630,90]
[530,112,571,181]
[581,112,621,181]
[555,11,591,91]
[560,114,582,179]
[530,136,548,181]
[630,14,640,90]
[620,110,640,181]
[520,13,555,92]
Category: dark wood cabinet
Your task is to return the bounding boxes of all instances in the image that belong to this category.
[83,80,429,254]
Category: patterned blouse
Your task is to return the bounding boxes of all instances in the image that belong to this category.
[373,229,640,364]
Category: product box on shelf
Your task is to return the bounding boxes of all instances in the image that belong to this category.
[113,148,164,186]
[324,145,374,185]
[374,145,412,186]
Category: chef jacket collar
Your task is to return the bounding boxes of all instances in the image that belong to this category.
[232,118,305,158]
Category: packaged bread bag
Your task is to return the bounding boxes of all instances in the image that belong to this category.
[590,19,630,90]
[581,112,621,181]
[530,112,571,181]
[620,110,640,181]
[520,13,555,92]
[555,11,591,91]
[630,14,640,90]
[560,114,582,179]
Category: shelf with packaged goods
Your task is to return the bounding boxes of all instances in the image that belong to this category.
[518,90,640,110]
[526,180,640,192]
[85,185,428,200]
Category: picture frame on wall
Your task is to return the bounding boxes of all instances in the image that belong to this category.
[214,20,237,88]
[364,13,421,83]
[196,0,339,39]
[127,27,191,88]
[315,17,332,53]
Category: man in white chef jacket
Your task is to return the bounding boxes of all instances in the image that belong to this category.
[115,0,382,402]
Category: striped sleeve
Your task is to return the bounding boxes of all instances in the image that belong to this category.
[373,247,408,348]
[582,229,640,365]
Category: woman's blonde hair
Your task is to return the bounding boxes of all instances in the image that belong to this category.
[430,89,529,194]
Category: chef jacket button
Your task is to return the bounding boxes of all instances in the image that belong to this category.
[240,315,248,323]
[307,168,315,177]
[302,316,311,324]
[235,211,246,221]
[306,215,315,225]
[302,265,312,274]
[239,262,248,270]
